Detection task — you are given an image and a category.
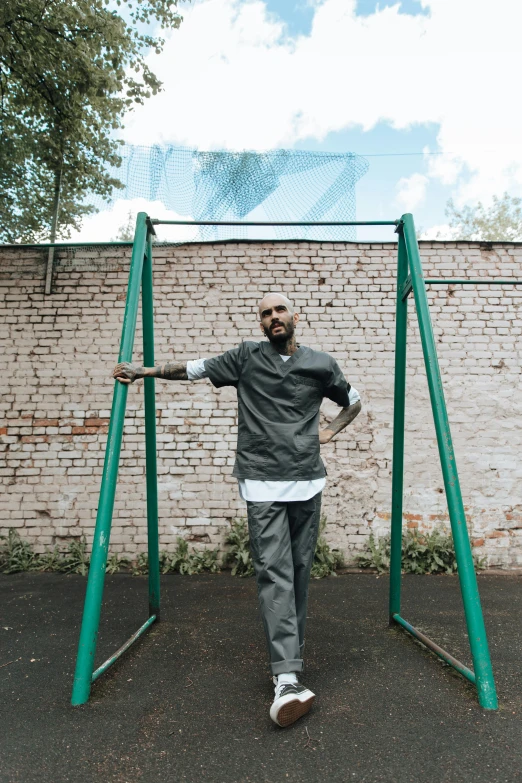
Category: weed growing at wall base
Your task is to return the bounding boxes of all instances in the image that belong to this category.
[224,518,255,577]
[130,539,221,576]
[311,516,345,578]
[0,530,220,576]
[6,525,485,577]
[356,528,486,574]
[0,516,345,579]
[0,530,40,573]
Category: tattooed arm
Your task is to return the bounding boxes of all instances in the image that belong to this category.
[113,361,188,384]
[319,400,362,445]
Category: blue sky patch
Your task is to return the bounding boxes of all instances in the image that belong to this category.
[263,0,316,37]
[262,1,429,39]
[356,0,429,16]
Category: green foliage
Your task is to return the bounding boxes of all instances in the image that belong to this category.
[161,538,221,576]
[56,537,91,576]
[177,545,220,576]
[0,529,221,576]
[162,540,190,574]
[0,530,92,575]
[112,211,136,241]
[0,529,41,573]
[356,528,486,575]
[311,516,345,579]
[224,518,255,577]
[0,522,348,579]
[131,552,150,576]
[442,193,522,242]
[356,532,390,574]
[36,546,65,573]
[224,516,344,579]
[106,553,131,574]
[132,539,221,576]
[0,0,183,242]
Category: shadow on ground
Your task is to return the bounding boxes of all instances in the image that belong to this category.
[1,572,521,783]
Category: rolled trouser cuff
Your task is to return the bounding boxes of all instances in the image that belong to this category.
[271,658,303,676]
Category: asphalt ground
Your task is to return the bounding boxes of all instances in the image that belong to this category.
[1,572,521,783]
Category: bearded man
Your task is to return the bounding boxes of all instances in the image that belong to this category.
[114,292,361,727]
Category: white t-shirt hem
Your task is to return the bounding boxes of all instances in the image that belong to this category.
[238,477,326,503]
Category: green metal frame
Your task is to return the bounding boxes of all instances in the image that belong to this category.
[71,214,160,705]
[390,214,498,709]
[71,211,502,710]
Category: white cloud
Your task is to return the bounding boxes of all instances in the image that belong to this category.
[395,173,429,211]
[121,0,522,205]
[68,199,198,243]
[419,223,459,240]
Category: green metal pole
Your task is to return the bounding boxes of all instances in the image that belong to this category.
[389,228,409,620]
[71,213,149,706]
[401,212,498,710]
[142,234,161,619]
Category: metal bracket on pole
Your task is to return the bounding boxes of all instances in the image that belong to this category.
[401,275,412,301]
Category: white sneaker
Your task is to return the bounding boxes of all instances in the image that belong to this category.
[269,677,315,727]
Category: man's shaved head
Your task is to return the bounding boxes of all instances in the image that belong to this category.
[258,292,299,348]
[258,292,294,318]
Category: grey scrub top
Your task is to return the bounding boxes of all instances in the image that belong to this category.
[204,340,352,481]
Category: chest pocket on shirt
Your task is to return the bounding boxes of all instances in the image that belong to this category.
[293,375,324,412]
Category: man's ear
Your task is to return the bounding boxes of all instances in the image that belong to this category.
[293,312,300,325]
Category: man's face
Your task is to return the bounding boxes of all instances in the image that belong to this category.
[258,295,299,344]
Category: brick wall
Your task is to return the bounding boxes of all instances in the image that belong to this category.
[1,240,521,567]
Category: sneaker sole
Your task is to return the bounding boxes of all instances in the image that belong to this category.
[275,695,315,727]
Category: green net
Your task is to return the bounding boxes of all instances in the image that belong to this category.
[88,145,369,243]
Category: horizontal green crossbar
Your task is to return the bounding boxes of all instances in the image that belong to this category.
[392,613,476,684]
[425,279,522,285]
[402,278,522,301]
[91,615,157,683]
[151,220,399,226]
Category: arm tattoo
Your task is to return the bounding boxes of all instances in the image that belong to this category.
[326,401,362,437]
[155,362,188,380]
[140,362,188,380]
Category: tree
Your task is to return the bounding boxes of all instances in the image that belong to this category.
[443,193,522,241]
[113,210,136,241]
[0,0,183,243]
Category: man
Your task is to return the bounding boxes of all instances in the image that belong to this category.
[114,292,361,727]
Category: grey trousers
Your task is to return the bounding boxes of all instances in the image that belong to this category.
[246,492,322,676]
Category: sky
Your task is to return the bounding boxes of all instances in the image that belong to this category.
[73,0,522,243]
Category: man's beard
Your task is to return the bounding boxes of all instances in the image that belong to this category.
[263,320,295,345]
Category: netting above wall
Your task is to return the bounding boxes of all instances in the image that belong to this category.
[87,145,369,242]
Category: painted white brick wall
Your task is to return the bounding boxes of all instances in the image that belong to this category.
[1,240,521,567]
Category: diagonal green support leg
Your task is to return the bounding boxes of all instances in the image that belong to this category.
[71,213,149,706]
[401,213,498,710]
[389,230,409,620]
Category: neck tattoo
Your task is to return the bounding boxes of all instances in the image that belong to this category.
[274,339,299,356]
